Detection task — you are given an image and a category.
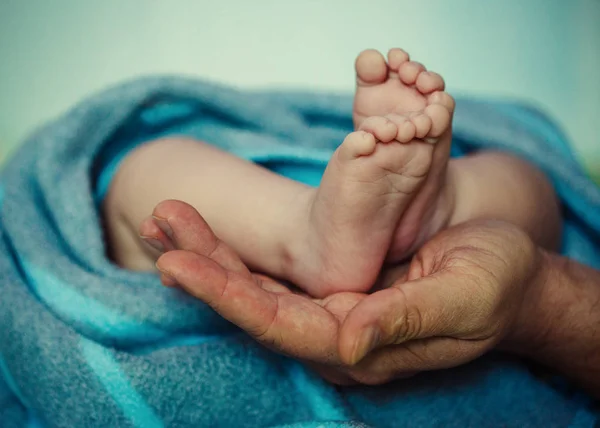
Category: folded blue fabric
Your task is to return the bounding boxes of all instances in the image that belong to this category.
[0,77,598,427]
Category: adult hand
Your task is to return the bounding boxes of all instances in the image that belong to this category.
[154,199,543,384]
[346,219,600,398]
[149,200,365,372]
[337,219,540,378]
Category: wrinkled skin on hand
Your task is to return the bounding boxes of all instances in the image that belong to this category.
[157,219,541,385]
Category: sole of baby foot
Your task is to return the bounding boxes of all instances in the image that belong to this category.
[287,103,452,298]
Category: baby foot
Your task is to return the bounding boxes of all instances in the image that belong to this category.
[289,103,452,298]
[352,48,456,261]
[353,48,448,128]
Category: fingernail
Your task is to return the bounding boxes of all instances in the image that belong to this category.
[350,326,381,364]
[152,216,173,238]
[155,262,177,287]
[140,236,164,253]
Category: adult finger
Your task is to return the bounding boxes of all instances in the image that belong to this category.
[346,337,489,384]
[157,250,342,364]
[151,199,252,278]
[338,270,493,365]
[305,363,359,386]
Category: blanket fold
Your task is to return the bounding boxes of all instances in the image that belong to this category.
[0,76,598,427]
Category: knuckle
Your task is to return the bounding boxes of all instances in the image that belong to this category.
[254,295,280,342]
[388,287,424,343]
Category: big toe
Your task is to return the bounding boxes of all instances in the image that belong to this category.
[355,49,388,85]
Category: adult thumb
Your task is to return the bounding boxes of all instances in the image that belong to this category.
[338,271,482,365]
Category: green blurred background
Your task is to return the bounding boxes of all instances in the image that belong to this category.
[0,0,598,180]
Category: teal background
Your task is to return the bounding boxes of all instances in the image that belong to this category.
[0,0,598,176]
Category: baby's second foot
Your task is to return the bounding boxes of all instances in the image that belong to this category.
[353,48,450,129]
[288,103,452,298]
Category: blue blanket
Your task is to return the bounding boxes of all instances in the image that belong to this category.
[0,77,599,428]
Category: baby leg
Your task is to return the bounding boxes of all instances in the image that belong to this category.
[103,137,313,275]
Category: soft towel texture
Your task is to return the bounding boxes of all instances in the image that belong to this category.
[0,77,599,428]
